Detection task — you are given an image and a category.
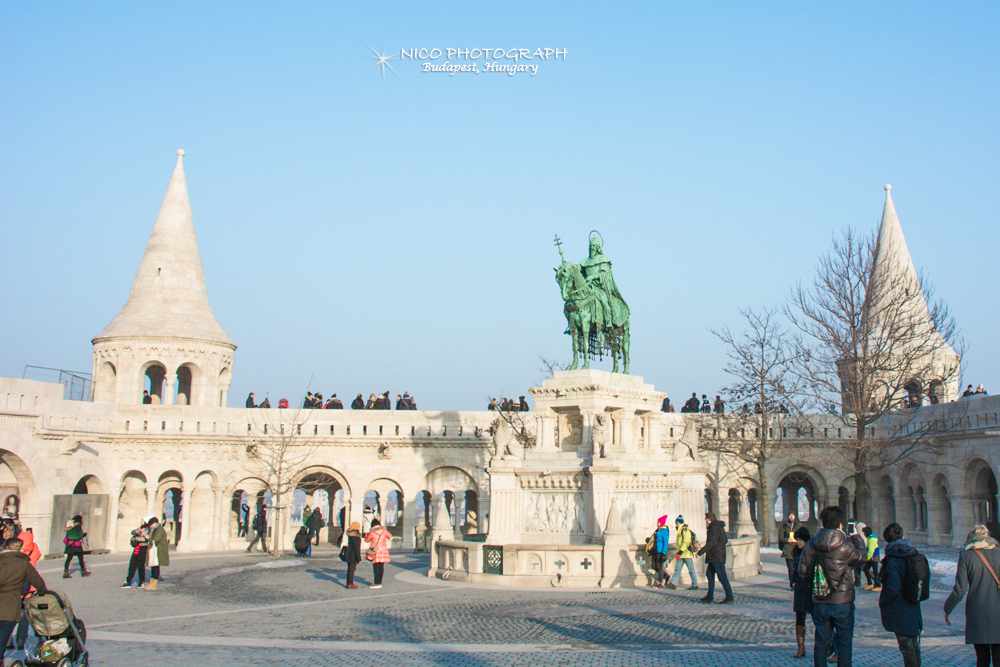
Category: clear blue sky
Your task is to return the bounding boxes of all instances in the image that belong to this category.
[2,3,997,410]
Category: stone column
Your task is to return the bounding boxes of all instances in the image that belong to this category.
[209,484,225,551]
[535,413,557,452]
[146,485,158,521]
[484,460,522,544]
[949,494,973,548]
[107,482,122,553]
[588,467,617,542]
[164,374,176,406]
[176,485,193,552]
[579,411,595,457]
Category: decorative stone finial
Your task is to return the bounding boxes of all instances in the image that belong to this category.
[177,149,185,157]
[885,184,891,191]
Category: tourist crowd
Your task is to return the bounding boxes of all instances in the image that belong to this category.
[244,391,419,410]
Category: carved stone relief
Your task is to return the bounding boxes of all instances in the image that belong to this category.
[525,492,586,534]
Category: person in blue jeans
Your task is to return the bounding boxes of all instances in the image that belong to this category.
[797,506,867,667]
[697,512,734,603]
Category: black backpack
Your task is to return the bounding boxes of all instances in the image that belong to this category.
[900,551,931,603]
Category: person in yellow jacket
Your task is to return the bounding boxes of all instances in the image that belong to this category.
[669,516,699,590]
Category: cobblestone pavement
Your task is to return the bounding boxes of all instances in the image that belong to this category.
[27,548,973,666]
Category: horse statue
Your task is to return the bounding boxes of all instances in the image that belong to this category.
[554,235,630,373]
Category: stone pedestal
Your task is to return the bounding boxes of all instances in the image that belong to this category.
[430,370,744,586]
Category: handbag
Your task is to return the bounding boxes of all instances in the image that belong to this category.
[365,547,376,562]
[973,550,1000,593]
[812,554,831,598]
[338,546,349,563]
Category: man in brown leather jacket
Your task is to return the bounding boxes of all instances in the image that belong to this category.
[797,506,867,667]
[0,537,47,661]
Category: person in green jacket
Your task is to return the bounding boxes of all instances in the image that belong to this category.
[862,526,881,591]
[670,516,699,590]
[144,516,169,590]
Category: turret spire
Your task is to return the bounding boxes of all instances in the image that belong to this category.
[93,150,234,346]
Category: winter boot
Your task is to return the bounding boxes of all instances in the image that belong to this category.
[794,625,806,658]
[143,579,159,591]
[81,568,91,577]
[63,570,71,579]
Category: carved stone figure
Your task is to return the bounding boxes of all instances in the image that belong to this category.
[672,420,700,461]
[378,441,392,460]
[491,418,524,460]
[591,413,611,458]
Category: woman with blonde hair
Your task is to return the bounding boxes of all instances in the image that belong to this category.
[342,521,362,589]
[944,525,1000,666]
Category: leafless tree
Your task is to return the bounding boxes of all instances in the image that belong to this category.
[704,306,808,546]
[537,354,570,380]
[240,404,320,556]
[784,227,964,525]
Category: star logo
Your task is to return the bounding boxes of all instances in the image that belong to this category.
[367,44,397,82]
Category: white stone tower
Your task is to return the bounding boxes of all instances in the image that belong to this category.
[91,150,236,406]
[862,184,960,404]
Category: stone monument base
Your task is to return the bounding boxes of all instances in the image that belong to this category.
[427,369,762,587]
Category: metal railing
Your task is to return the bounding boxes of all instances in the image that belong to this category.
[22,366,93,401]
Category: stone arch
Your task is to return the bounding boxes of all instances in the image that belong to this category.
[878,475,897,527]
[175,362,200,406]
[291,466,350,545]
[218,367,232,407]
[903,377,923,407]
[774,465,828,534]
[927,379,945,405]
[964,459,999,537]
[117,470,149,550]
[705,474,716,516]
[0,449,38,529]
[928,472,953,544]
[227,476,269,542]
[421,466,479,532]
[155,470,184,545]
[186,471,216,549]
[73,474,106,495]
[141,360,168,404]
[898,464,926,533]
[95,361,117,403]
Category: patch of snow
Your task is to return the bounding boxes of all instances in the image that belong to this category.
[928,558,956,579]
[760,546,783,555]
[255,558,307,570]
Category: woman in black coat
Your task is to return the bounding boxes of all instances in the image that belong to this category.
[791,526,812,658]
[343,521,362,589]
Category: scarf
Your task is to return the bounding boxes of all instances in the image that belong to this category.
[962,533,999,551]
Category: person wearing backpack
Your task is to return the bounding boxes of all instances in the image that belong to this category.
[121,517,151,588]
[797,505,867,667]
[944,524,1000,667]
[879,523,925,667]
[670,516,699,590]
[649,516,671,588]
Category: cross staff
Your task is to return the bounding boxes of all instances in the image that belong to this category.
[554,234,565,262]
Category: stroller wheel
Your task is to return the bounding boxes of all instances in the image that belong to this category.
[9,660,24,667]
[56,658,72,667]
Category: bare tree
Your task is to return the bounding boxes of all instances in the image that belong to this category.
[704,306,807,546]
[240,404,320,556]
[784,227,963,525]
[537,354,570,380]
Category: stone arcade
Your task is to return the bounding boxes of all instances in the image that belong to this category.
[0,153,996,583]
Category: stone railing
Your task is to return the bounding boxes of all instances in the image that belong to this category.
[430,535,762,587]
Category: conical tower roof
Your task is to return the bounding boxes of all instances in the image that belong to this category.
[93,150,234,347]
[872,184,922,291]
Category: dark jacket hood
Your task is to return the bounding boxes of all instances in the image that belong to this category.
[884,539,916,558]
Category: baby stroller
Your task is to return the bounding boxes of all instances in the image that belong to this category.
[7,589,88,667]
